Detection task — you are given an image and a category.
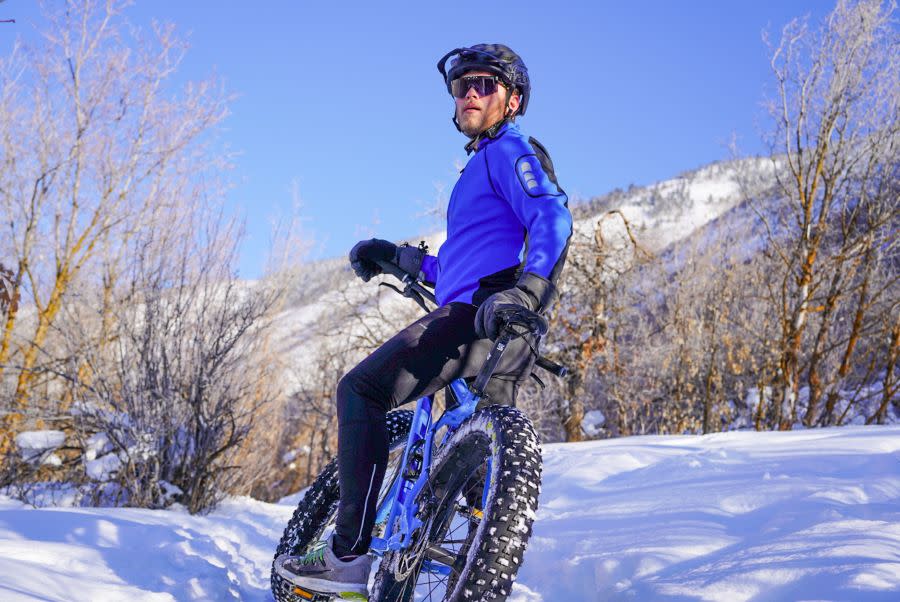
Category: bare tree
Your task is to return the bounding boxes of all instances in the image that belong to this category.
[255,266,424,500]
[0,1,302,514]
[56,195,282,512]
[0,0,229,454]
[265,333,354,501]
[760,0,899,426]
[0,264,16,321]
[541,209,660,441]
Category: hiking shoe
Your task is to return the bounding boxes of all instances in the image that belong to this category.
[273,534,372,599]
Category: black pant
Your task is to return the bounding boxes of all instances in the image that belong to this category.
[333,302,536,556]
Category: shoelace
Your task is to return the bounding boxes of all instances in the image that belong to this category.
[298,541,328,566]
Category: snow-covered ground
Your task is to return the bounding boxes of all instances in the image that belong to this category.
[2,425,898,601]
[529,426,900,601]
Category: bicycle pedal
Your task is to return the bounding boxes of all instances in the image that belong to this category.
[290,585,368,602]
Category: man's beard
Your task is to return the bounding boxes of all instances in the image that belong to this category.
[458,110,484,137]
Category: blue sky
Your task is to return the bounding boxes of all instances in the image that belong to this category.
[3,1,832,278]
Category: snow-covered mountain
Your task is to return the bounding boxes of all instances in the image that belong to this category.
[270,157,775,382]
[2,424,898,601]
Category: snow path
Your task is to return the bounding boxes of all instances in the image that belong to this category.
[0,498,293,601]
[529,427,900,601]
[2,425,899,601]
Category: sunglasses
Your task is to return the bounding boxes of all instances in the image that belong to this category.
[450,75,502,98]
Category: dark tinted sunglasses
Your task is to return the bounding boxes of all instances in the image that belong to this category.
[450,75,502,98]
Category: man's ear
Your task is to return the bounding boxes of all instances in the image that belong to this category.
[507,91,521,116]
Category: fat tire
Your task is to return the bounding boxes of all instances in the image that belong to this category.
[271,409,414,602]
[370,405,542,602]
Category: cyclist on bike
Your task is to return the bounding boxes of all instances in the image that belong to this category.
[274,43,572,598]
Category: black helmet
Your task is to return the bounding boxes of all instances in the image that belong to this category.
[437,44,531,115]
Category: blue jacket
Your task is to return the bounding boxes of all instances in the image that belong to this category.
[422,122,572,307]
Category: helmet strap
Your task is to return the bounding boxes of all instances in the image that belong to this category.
[465,116,511,154]
[503,87,520,120]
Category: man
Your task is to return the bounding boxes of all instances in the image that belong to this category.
[274,43,572,597]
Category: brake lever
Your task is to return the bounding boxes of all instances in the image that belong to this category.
[374,259,437,309]
[379,280,430,312]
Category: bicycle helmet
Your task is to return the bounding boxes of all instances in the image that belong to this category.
[437,44,531,116]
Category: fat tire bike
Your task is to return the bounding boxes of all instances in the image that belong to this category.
[271,260,567,602]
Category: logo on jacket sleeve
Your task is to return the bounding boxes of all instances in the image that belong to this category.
[515,155,562,197]
[519,160,539,190]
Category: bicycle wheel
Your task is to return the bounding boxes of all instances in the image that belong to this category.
[271,409,414,602]
[370,405,542,602]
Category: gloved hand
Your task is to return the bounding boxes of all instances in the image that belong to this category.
[474,272,557,340]
[349,239,428,283]
[349,238,397,282]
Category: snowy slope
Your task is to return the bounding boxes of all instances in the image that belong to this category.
[2,425,899,601]
[269,158,772,385]
[528,426,900,601]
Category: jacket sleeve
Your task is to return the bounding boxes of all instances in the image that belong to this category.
[420,254,440,287]
[486,138,573,293]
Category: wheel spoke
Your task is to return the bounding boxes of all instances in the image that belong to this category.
[424,577,443,600]
[401,488,480,599]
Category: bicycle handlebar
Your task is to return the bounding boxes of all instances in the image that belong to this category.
[375,259,437,308]
[372,258,569,380]
[535,355,568,378]
[374,259,414,286]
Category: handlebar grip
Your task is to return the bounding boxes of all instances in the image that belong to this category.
[535,356,568,378]
[374,258,409,281]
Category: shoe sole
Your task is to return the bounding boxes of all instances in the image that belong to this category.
[273,559,368,599]
[290,584,367,601]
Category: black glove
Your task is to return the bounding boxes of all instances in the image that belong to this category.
[349,238,397,282]
[474,272,558,340]
[349,239,428,283]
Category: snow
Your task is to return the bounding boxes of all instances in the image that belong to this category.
[0,497,293,601]
[15,430,67,466]
[531,427,900,601]
[581,409,606,437]
[85,452,122,481]
[15,431,67,452]
[2,425,899,601]
[84,432,112,462]
[574,160,767,255]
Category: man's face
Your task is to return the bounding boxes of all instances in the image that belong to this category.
[454,70,520,137]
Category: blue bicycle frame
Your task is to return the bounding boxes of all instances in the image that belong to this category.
[364,261,557,577]
[367,376,491,577]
